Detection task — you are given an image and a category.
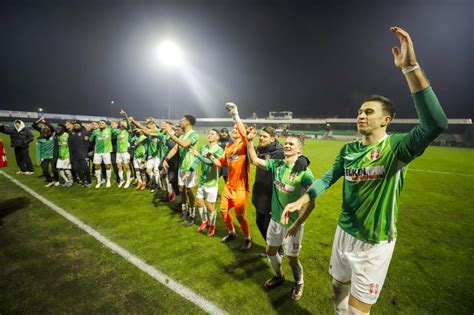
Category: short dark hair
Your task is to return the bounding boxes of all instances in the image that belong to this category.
[220,128,229,133]
[362,95,396,119]
[261,126,276,137]
[183,114,196,126]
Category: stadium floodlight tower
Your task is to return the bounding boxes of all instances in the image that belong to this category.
[157,40,183,120]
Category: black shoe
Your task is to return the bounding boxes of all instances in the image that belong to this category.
[186,217,195,227]
[264,275,285,289]
[291,283,304,300]
[240,238,253,251]
[221,232,237,243]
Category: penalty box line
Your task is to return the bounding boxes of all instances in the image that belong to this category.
[0,170,227,315]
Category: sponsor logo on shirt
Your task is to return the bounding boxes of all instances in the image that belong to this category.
[274,179,295,194]
[369,148,381,161]
[344,166,385,181]
[228,155,239,162]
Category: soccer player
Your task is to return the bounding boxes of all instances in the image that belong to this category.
[183,129,224,236]
[247,127,314,300]
[209,103,252,251]
[55,123,73,187]
[130,128,148,190]
[89,120,113,188]
[33,117,59,187]
[112,110,132,188]
[281,27,448,314]
[163,115,199,226]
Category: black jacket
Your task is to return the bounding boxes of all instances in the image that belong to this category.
[251,140,284,213]
[0,120,34,149]
[69,127,92,159]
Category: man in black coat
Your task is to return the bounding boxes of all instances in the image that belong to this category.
[251,126,310,256]
[0,120,34,174]
[69,120,92,187]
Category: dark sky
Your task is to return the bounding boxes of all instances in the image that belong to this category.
[0,0,472,120]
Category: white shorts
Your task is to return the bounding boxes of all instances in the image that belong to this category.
[266,219,304,257]
[329,225,396,305]
[196,186,218,203]
[56,159,71,169]
[116,152,130,164]
[93,153,111,165]
[133,158,145,169]
[178,170,197,188]
[146,157,160,171]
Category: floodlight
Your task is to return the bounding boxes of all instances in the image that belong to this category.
[157,40,183,66]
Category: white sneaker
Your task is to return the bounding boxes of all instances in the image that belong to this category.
[45,182,55,187]
[54,181,60,187]
[123,180,131,189]
[106,181,111,188]
[16,170,24,175]
[95,182,102,189]
[118,180,125,188]
[24,171,34,175]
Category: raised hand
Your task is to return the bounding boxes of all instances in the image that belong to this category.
[120,109,127,116]
[225,102,239,117]
[246,125,257,141]
[390,26,417,69]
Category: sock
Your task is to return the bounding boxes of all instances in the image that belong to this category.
[223,212,234,232]
[65,170,73,182]
[59,170,68,183]
[106,169,112,182]
[154,172,161,189]
[348,305,370,315]
[239,216,250,238]
[198,207,208,222]
[126,170,131,181]
[136,170,142,183]
[268,254,283,278]
[95,169,101,182]
[333,279,350,315]
[118,169,124,181]
[208,211,217,226]
[291,260,304,284]
[190,207,195,219]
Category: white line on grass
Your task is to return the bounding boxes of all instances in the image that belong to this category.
[409,168,474,177]
[0,170,227,315]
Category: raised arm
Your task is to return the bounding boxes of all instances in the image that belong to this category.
[389,27,448,161]
[226,102,247,140]
[246,125,267,169]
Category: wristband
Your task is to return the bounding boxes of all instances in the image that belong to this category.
[402,63,420,75]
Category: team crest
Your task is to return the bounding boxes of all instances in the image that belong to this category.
[369,148,381,161]
[369,283,379,295]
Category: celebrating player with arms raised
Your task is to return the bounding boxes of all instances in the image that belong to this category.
[282,27,448,314]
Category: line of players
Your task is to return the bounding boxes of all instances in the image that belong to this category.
[1,27,450,313]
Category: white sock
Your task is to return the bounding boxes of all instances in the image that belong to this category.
[118,169,124,181]
[198,207,208,222]
[348,305,370,315]
[291,260,304,284]
[106,169,112,182]
[154,172,161,188]
[208,211,217,226]
[268,254,283,278]
[59,170,68,183]
[65,169,73,182]
[126,170,131,181]
[95,169,101,182]
[333,279,350,315]
[190,207,195,218]
[136,170,142,183]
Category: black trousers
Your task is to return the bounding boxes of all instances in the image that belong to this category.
[111,152,119,183]
[14,147,33,172]
[41,158,59,182]
[256,210,272,241]
[72,156,91,184]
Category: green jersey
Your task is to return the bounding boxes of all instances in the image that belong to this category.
[156,131,171,160]
[131,135,147,159]
[112,128,129,153]
[90,128,113,154]
[36,136,55,161]
[178,129,199,171]
[189,144,224,187]
[57,132,70,160]
[265,159,314,226]
[307,87,448,243]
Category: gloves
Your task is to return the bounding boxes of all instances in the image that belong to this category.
[291,155,310,175]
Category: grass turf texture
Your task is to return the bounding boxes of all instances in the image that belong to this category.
[0,132,473,314]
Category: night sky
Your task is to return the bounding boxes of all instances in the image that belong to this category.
[0,0,472,120]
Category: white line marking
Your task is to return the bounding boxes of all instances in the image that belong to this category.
[409,168,474,177]
[0,170,227,315]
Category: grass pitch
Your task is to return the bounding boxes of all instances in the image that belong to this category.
[0,133,473,314]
